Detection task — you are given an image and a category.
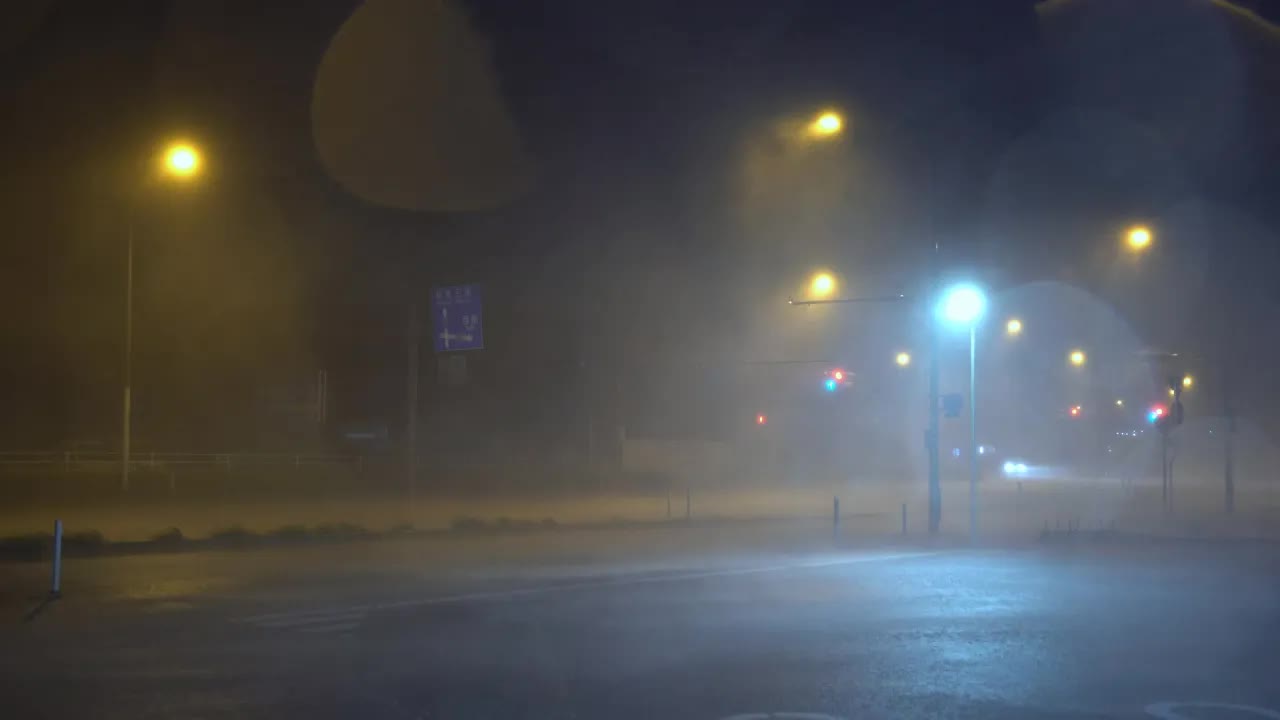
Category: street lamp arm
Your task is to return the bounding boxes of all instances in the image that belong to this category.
[788,294,909,306]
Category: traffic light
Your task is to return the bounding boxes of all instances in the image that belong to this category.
[756,413,768,426]
[1069,405,1082,418]
[1148,406,1166,424]
[823,368,848,392]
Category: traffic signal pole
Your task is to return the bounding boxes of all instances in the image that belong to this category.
[787,291,941,535]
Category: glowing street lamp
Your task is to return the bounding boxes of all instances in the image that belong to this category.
[1005,318,1022,337]
[808,110,843,138]
[1069,349,1087,367]
[938,284,987,326]
[1126,225,1153,252]
[895,351,911,367]
[162,142,202,178]
[1182,374,1194,390]
[123,138,205,493]
[937,282,987,542]
[809,272,837,299]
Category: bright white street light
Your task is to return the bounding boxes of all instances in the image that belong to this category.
[938,283,988,326]
[935,281,987,545]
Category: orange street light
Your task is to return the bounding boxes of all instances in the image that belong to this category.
[1126,225,1153,252]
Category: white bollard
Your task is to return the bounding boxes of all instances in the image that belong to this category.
[51,519,63,598]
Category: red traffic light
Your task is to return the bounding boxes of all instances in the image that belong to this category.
[756,413,768,426]
[832,369,845,382]
[1069,405,1082,417]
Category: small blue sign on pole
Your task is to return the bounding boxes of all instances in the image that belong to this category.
[431,284,484,352]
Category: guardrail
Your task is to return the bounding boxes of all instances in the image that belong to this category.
[0,451,365,473]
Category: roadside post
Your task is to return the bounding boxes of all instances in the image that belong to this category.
[50,519,63,598]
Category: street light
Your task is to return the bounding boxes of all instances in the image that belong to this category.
[122,139,204,493]
[937,282,987,542]
[808,110,843,138]
[1182,374,1194,390]
[895,351,911,367]
[163,143,201,178]
[1115,399,1125,408]
[1005,318,1022,337]
[1126,225,1153,252]
[1069,349,1087,367]
[809,272,837,299]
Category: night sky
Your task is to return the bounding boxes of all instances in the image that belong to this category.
[2,0,1279,458]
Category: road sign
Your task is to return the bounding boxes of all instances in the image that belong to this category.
[431,284,483,352]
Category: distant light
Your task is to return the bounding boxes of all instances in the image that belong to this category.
[895,352,911,367]
[1005,318,1022,336]
[952,448,961,458]
[1148,406,1166,423]
[163,143,201,177]
[809,272,836,298]
[824,378,839,392]
[938,283,987,326]
[1168,387,1176,397]
[1182,374,1194,389]
[1126,225,1153,251]
[756,413,767,426]
[1069,350,1086,367]
[1069,405,1082,417]
[832,370,845,381]
[1115,399,1124,407]
[809,111,843,137]
[1003,460,1028,476]
[978,445,986,455]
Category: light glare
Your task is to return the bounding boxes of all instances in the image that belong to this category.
[939,284,987,326]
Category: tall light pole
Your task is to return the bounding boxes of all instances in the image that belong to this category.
[938,283,987,542]
[121,141,203,492]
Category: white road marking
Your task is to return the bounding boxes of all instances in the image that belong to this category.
[253,611,365,628]
[235,551,943,629]
[299,621,363,634]
[727,707,844,712]
[1145,702,1280,719]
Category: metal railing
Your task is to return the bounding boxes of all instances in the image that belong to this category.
[0,451,364,472]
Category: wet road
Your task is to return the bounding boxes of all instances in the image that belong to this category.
[2,524,1278,719]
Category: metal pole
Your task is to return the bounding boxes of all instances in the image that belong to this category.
[406,302,419,512]
[1161,429,1169,511]
[832,496,840,540]
[1224,380,1235,515]
[51,519,63,598]
[121,214,134,493]
[968,324,978,543]
[927,287,941,535]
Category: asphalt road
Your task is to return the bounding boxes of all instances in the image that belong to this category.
[2,523,1278,719]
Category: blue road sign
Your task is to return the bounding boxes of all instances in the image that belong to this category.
[431,284,484,352]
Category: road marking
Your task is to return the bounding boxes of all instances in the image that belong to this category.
[727,707,844,712]
[299,620,363,634]
[1145,702,1280,719]
[241,607,369,635]
[721,714,846,720]
[253,611,365,628]
[236,551,942,629]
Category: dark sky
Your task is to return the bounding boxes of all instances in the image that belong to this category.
[2,0,1279,451]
